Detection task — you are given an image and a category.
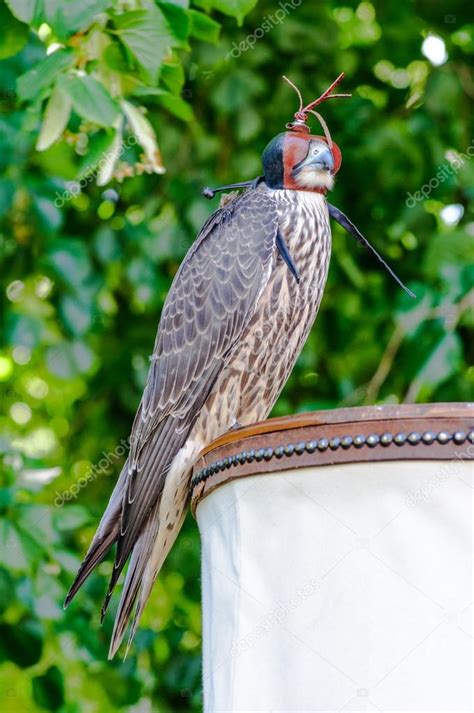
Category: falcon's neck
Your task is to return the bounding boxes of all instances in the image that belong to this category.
[265,187,329,232]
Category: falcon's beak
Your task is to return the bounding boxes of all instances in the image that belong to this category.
[293,146,334,174]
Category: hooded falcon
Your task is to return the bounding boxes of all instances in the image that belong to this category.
[65,74,414,658]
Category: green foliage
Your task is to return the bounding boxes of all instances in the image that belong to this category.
[0,1,28,59]
[0,0,472,710]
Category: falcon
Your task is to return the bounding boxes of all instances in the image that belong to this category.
[65,74,414,657]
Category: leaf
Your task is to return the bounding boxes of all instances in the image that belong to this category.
[413,332,462,390]
[121,100,165,173]
[16,505,57,549]
[35,138,78,179]
[424,229,474,279]
[207,0,257,25]
[0,521,29,570]
[36,82,72,151]
[6,313,44,348]
[32,666,65,710]
[103,40,130,72]
[158,1,190,46]
[53,505,90,531]
[0,489,14,509]
[46,341,94,378]
[0,567,15,614]
[93,226,120,263]
[59,294,94,335]
[43,0,112,39]
[0,178,15,213]
[46,238,92,287]
[77,128,117,179]
[211,70,265,112]
[54,549,81,574]
[101,668,142,706]
[159,61,185,94]
[4,0,42,24]
[113,7,174,83]
[58,74,119,127]
[33,195,63,232]
[188,9,220,44]
[135,87,193,121]
[0,0,29,58]
[16,49,74,102]
[0,618,43,667]
[126,256,157,290]
[96,120,123,186]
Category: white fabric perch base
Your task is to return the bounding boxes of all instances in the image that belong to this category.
[197,460,473,712]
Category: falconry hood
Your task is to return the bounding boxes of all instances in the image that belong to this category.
[262,73,348,193]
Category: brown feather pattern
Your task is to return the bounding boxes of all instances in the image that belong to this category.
[65,189,279,619]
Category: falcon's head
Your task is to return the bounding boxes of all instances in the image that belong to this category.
[262,73,349,195]
[261,131,341,193]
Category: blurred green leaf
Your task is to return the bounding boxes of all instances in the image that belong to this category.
[6,314,44,348]
[36,83,72,151]
[159,61,185,94]
[0,567,15,614]
[158,1,190,45]
[78,128,118,180]
[58,74,119,127]
[53,505,90,531]
[46,341,94,378]
[114,7,174,83]
[0,618,43,667]
[59,295,94,336]
[32,665,65,710]
[17,505,57,548]
[121,99,165,173]
[155,90,194,121]
[133,86,194,121]
[4,0,42,24]
[16,49,74,102]
[412,332,463,392]
[0,0,29,59]
[188,9,220,43]
[99,667,142,706]
[207,0,257,24]
[0,522,30,570]
[43,0,112,39]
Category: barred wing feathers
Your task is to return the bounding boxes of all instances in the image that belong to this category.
[65,189,279,620]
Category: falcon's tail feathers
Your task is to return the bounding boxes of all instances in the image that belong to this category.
[63,463,128,608]
[106,446,199,657]
[107,497,162,658]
